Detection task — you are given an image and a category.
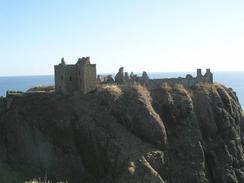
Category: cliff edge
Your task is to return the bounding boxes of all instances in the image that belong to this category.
[0,83,243,183]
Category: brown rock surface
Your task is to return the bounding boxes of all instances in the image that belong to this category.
[0,83,243,183]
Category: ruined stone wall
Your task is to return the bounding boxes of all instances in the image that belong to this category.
[55,57,97,95]
[54,65,65,93]
[146,74,213,89]
[80,64,97,94]
[55,58,213,94]
[111,68,213,88]
[55,65,78,94]
[63,65,79,94]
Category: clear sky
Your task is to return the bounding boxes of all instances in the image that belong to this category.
[0,0,244,76]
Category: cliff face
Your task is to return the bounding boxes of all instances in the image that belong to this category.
[0,84,243,183]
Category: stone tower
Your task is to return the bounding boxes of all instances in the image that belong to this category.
[76,57,97,94]
[197,69,202,77]
[54,57,97,94]
[205,68,213,83]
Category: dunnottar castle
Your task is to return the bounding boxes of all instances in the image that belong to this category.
[54,57,213,94]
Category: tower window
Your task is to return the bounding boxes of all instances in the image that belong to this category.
[61,75,63,81]
[69,76,72,81]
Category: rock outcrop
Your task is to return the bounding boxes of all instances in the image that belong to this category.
[0,83,243,183]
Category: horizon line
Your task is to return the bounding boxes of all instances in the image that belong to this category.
[0,70,244,77]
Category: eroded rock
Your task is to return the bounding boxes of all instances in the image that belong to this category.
[0,83,243,183]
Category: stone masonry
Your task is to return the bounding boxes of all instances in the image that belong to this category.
[55,56,213,94]
[54,57,96,94]
[101,68,213,88]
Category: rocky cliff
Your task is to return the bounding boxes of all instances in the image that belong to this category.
[0,83,243,183]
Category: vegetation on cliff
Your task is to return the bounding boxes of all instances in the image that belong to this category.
[26,85,54,93]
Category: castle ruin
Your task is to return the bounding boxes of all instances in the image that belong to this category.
[54,57,213,94]
[54,57,97,94]
[99,67,213,88]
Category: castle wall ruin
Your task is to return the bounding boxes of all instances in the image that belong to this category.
[55,56,213,94]
[54,57,97,94]
[100,68,213,88]
[147,69,213,88]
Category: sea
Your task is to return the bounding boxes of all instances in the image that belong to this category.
[0,72,243,108]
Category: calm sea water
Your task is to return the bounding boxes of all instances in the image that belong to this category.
[0,72,243,108]
[0,75,54,95]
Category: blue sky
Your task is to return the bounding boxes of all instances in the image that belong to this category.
[0,0,244,76]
